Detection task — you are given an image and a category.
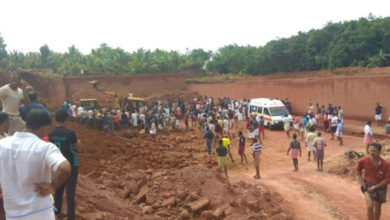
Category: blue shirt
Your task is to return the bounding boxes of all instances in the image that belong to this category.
[20,102,50,121]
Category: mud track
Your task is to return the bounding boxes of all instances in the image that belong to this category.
[229,123,390,220]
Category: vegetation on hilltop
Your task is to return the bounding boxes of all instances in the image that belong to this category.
[0,15,389,76]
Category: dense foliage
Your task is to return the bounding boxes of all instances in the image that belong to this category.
[0,15,389,75]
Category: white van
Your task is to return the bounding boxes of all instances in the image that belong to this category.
[248,98,292,129]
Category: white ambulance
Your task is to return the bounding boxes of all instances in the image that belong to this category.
[248,98,292,129]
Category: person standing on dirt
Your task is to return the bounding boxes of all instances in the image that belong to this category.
[323,111,329,132]
[184,110,189,130]
[203,127,214,156]
[385,121,390,134]
[364,121,374,154]
[287,133,301,172]
[0,71,32,135]
[356,143,390,220]
[222,134,234,162]
[330,112,338,140]
[19,91,50,122]
[0,109,71,220]
[293,115,300,136]
[251,138,261,179]
[314,132,326,171]
[237,131,248,164]
[306,126,317,161]
[49,109,79,220]
[283,114,291,138]
[223,117,229,136]
[335,119,343,146]
[216,140,228,178]
[259,116,265,140]
[375,103,382,126]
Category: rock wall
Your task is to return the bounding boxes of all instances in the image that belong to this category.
[188,73,390,121]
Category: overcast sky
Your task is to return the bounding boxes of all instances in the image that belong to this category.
[0,0,389,54]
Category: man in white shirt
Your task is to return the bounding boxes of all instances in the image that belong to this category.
[0,72,31,135]
[0,109,71,220]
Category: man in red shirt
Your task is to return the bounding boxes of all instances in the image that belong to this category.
[356,143,390,220]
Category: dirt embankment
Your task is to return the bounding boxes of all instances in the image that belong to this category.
[69,123,292,220]
[1,66,390,120]
[188,67,390,121]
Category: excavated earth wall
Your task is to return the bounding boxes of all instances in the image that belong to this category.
[188,68,390,121]
[1,67,389,121]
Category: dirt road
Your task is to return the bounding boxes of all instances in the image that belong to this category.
[228,125,390,220]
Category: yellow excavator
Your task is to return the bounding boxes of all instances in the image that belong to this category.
[87,80,145,111]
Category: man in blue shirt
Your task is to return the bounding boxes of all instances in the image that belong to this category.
[20,91,50,121]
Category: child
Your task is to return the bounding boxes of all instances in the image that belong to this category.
[49,109,79,220]
[222,134,234,162]
[287,133,301,171]
[314,131,327,171]
[251,138,262,179]
[216,140,228,178]
[237,131,248,164]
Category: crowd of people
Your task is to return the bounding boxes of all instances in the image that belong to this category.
[0,71,388,220]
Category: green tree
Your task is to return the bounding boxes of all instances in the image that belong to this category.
[39,44,51,68]
[0,33,7,67]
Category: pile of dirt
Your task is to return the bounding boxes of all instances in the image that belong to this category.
[325,155,359,179]
[64,122,291,219]
[381,138,390,161]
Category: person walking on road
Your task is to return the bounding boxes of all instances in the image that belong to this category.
[356,143,390,220]
[364,121,374,154]
[306,127,317,161]
[314,131,327,171]
[287,133,301,172]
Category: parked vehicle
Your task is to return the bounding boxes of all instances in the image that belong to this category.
[248,98,292,129]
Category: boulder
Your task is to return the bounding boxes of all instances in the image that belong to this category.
[179,208,190,219]
[135,186,149,204]
[212,208,224,219]
[161,196,176,207]
[142,206,153,214]
[186,197,210,212]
